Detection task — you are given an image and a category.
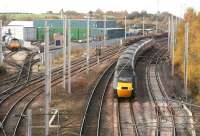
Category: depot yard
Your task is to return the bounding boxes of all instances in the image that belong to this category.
[0,8,199,136]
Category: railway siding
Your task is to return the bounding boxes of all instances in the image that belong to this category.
[0,45,124,136]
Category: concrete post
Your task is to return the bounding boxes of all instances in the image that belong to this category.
[125,16,127,39]
[168,17,171,56]
[67,19,71,94]
[27,109,32,136]
[184,23,189,102]
[142,16,145,36]
[171,15,175,77]
[63,18,67,89]
[0,20,3,64]
[44,23,50,136]
[86,16,90,74]
[104,15,106,46]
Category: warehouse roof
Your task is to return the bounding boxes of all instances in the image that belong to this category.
[8,21,34,27]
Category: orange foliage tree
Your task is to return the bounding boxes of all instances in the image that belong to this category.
[175,8,200,101]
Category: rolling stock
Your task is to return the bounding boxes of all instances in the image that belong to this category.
[3,34,23,51]
[113,38,154,98]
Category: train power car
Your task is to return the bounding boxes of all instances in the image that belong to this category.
[6,38,22,51]
[113,54,136,98]
[3,34,23,51]
[113,38,154,98]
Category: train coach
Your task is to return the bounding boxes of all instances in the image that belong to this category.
[113,38,154,98]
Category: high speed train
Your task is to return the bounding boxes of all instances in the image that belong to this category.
[113,38,154,98]
[113,54,136,98]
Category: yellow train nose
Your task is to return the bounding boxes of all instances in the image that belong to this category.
[10,43,20,49]
[117,89,133,97]
[117,82,133,97]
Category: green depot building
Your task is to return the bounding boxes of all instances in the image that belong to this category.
[33,19,125,42]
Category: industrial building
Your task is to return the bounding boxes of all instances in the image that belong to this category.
[2,21,37,42]
[34,19,125,41]
[2,20,125,43]
[128,24,155,35]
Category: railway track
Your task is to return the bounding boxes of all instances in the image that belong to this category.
[0,45,125,136]
[116,100,139,136]
[3,51,22,70]
[0,52,38,91]
[0,52,21,88]
[0,45,121,92]
[145,41,177,136]
[156,48,194,135]
[0,46,122,101]
[80,62,116,136]
[113,38,167,136]
[145,39,195,136]
[0,52,38,102]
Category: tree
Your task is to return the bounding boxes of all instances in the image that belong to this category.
[47,11,53,14]
[175,8,200,101]
[95,9,104,15]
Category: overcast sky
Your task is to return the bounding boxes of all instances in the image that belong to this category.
[1,0,199,17]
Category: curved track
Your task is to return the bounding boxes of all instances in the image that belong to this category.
[80,62,116,136]
[0,45,125,136]
[145,42,176,136]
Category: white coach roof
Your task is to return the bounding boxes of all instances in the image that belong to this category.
[8,21,33,27]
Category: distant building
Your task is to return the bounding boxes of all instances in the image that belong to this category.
[33,19,124,41]
[8,21,34,27]
[128,24,155,34]
[33,19,118,28]
[2,21,36,41]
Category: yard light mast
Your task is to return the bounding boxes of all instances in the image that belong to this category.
[168,17,171,55]
[156,0,159,33]
[142,16,145,36]
[171,15,175,77]
[68,19,71,94]
[63,17,67,89]
[104,15,107,46]
[125,16,127,39]
[44,22,50,136]
[0,20,3,64]
[86,15,90,73]
[184,22,189,102]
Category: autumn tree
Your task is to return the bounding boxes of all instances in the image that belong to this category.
[175,8,200,102]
